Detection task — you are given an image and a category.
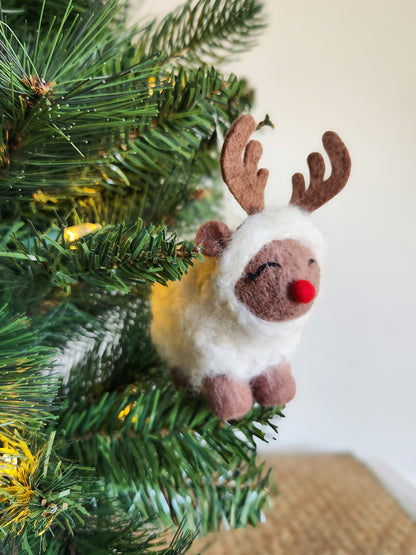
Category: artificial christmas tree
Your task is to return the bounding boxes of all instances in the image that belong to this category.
[0,1,284,553]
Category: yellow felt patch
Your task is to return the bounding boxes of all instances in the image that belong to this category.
[150,256,218,340]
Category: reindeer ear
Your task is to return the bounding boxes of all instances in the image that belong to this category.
[195,221,232,257]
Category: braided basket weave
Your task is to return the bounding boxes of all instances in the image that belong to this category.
[190,454,416,555]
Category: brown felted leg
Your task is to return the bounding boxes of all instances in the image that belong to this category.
[171,368,191,390]
[251,363,296,406]
[203,375,253,420]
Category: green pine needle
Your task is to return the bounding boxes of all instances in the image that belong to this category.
[58,379,281,533]
[0,307,57,431]
[140,0,265,65]
[0,220,199,306]
[0,0,159,209]
[0,428,89,548]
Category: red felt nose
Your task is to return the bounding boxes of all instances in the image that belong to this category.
[291,280,316,304]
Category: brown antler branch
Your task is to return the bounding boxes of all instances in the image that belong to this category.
[290,131,351,212]
[220,115,269,215]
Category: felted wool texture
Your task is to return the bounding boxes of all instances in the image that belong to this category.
[194,220,232,257]
[151,204,325,390]
[220,114,268,215]
[251,363,296,406]
[234,239,320,322]
[215,204,325,333]
[203,375,253,421]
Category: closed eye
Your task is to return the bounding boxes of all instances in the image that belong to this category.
[247,261,281,281]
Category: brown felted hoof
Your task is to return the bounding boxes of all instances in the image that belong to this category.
[251,363,296,406]
[203,375,253,420]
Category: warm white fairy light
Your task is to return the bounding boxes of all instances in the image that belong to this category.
[64,223,102,244]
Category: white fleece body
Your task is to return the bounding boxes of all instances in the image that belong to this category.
[151,205,324,389]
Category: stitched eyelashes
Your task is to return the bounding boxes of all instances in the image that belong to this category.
[247,262,281,281]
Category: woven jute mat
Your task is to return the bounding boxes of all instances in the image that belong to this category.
[189,454,416,555]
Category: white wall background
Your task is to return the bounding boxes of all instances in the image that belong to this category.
[130,1,416,487]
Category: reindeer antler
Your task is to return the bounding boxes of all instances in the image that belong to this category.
[290,131,351,212]
[220,115,269,215]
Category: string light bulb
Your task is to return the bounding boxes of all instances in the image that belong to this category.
[64,223,102,244]
[147,76,156,96]
[118,402,138,424]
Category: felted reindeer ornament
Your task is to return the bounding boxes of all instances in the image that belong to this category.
[151,115,351,420]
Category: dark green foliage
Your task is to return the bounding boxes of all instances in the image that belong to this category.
[0,0,116,38]
[59,292,159,396]
[124,65,252,225]
[0,0,158,226]
[4,509,197,555]
[72,513,197,555]
[0,307,56,431]
[58,380,280,534]
[0,1,280,553]
[0,0,255,230]
[0,430,90,552]
[140,0,264,64]
[0,219,198,314]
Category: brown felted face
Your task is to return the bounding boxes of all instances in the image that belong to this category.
[234,239,320,322]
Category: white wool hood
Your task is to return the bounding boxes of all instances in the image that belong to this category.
[214,204,325,336]
[219,204,325,285]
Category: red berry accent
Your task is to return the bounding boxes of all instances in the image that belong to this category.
[291,280,316,304]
